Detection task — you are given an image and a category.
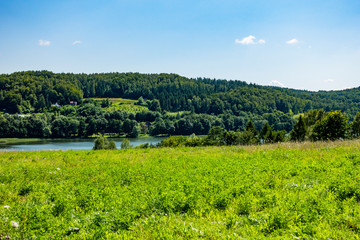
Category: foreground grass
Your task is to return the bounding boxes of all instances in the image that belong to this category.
[1,141,360,239]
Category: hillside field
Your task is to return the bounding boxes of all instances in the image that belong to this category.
[1,141,360,239]
[90,98,149,113]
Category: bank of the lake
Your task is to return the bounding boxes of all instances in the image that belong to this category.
[0,136,167,151]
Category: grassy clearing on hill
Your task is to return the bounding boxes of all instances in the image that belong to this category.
[1,141,360,239]
[90,98,149,113]
[91,98,138,104]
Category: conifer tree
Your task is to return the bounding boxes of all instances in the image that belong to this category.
[290,115,307,141]
[351,112,360,138]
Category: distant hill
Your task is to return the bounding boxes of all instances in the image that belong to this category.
[1,70,359,119]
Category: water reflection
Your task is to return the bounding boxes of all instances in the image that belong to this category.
[0,137,167,151]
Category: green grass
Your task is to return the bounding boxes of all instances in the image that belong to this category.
[0,138,45,145]
[1,141,360,239]
[91,98,138,104]
[110,104,148,113]
[89,98,149,113]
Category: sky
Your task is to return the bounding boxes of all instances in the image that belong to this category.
[0,0,359,91]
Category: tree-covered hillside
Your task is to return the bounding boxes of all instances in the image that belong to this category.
[1,71,359,118]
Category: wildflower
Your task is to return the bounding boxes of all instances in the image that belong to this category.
[10,221,19,228]
[56,168,60,171]
[68,227,80,232]
[4,205,10,209]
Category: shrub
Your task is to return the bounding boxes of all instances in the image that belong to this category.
[311,111,348,141]
[121,138,131,149]
[93,133,117,150]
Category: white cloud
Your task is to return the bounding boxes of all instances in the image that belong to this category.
[269,80,286,88]
[235,35,265,45]
[324,78,335,83]
[39,40,51,46]
[72,40,82,45]
[235,35,256,45]
[286,38,298,45]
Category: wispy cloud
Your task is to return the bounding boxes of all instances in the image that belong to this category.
[269,80,286,88]
[72,40,82,45]
[235,35,265,45]
[324,78,335,83]
[286,38,298,45]
[39,40,51,46]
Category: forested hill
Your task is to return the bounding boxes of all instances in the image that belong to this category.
[1,70,360,118]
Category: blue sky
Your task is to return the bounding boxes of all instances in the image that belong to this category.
[0,0,359,91]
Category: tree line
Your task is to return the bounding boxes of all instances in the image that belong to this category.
[158,110,360,148]
[92,109,360,150]
[0,96,296,138]
[1,71,360,120]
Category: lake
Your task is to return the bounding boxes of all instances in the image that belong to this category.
[0,136,167,151]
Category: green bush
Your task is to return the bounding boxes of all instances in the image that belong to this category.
[311,111,348,141]
[121,138,131,149]
[93,133,117,150]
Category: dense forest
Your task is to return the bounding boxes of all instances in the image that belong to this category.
[0,71,360,139]
[1,71,360,116]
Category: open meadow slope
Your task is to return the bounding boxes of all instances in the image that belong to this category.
[1,141,360,239]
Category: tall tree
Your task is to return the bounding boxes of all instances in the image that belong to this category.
[351,112,360,138]
[311,111,348,141]
[290,115,307,141]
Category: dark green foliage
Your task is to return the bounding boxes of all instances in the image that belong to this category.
[246,120,258,135]
[273,130,286,143]
[303,109,325,127]
[107,140,117,150]
[92,134,117,150]
[311,111,348,141]
[149,99,161,112]
[135,142,149,148]
[1,71,360,119]
[158,136,186,147]
[137,96,146,106]
[150,118,167,136]
[351,112,360,138]
[52,115,79,137]
[184,134,203,147]
[121,138,131,149]
[129,125,141,138]
[237,129,259,145]
[100,98,111,108]
[260,123,274,143]
[290,115,307,141]
[204,126,225,146]
[93,134,107,150]
[2,71,360,141]
[223,130,239,146]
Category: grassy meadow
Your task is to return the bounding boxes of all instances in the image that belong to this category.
[90,98,149,113]
[1,141,360,239]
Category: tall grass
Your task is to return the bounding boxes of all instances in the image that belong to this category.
[1,140,360,238]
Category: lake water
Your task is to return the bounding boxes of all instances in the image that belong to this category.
[0,137,167,151]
